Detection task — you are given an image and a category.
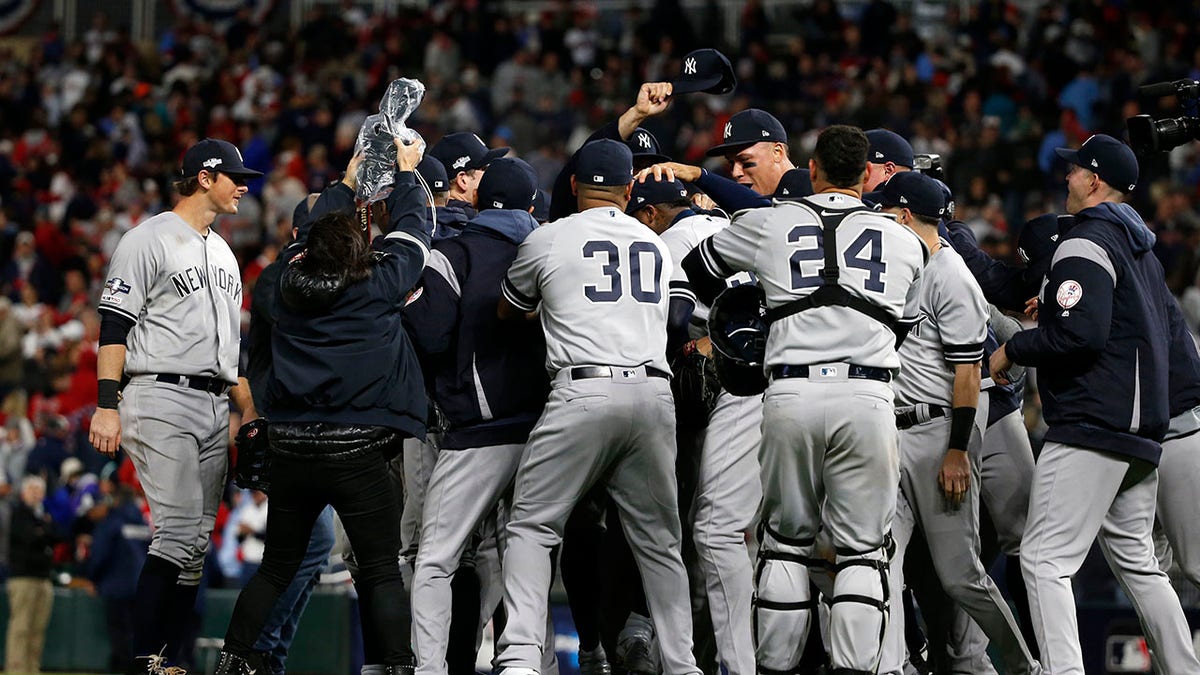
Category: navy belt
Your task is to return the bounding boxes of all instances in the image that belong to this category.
[569,366,671,381]
[771,364,892,383]
[155,373,233,395]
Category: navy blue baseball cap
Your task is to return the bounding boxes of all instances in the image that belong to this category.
[429,132,510,176]
[1055,134,1139,193]
[671,48,737,95]
[417,156,449,192]
[774,168,813,200]
[627,177,689,213]
[532,189,550,223]
[1017,213,1070,265]
[706,109,788,157]
[875,171,946,219]
[627,127,670,165]
[866,129,914,168]
[181,138,263,179]
[477,157,538,211]
[575,139,634,186]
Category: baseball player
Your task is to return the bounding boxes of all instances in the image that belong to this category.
[990,134,1200,674]
[428,132,510,222]
[862,130,914,193]
[90,138,260,671]
[403,158,557,675]
[628,176,761,675]
[873,172,1040,675]
[635,108,802,213]
[682,125,926,675]
[495,139,702,675]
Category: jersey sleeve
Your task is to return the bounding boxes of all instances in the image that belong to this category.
[501,225,553,313]
[684,211,761,305]
[935,263,988,363]
[99,228,157,323]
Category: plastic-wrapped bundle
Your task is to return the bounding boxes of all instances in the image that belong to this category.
[354,78,426,203]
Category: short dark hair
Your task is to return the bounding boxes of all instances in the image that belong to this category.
[911,212,941,228]
[813,125,869,189]
[173,176,200,196]
[301,211,372,283]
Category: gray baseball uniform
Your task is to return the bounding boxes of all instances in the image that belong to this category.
[99,211,243,583]
[662,211,761,675]
[879,241,1039,675]
[496,206,700,674]
[1157,405,1200,588]
[693,193,925,673]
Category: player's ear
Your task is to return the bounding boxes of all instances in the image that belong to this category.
[570,175,578,197]
[624,181,633,201]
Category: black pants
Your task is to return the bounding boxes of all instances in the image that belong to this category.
[224,450,413,665]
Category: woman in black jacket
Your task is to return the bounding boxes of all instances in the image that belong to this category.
[216,139,430,675]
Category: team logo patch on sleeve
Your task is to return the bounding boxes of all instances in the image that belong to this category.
[101,277,132,304]
[1056,280,1083,309]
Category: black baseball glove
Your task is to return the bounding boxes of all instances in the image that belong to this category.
[670,341,722,428]
[233,418,271,493]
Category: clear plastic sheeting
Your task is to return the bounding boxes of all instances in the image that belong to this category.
[354,78,426,203]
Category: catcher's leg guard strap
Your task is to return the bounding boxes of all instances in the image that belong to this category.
[828,545,890,673]
[754,524,817,672]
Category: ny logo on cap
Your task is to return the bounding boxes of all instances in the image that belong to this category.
[684,57,697,75]
[453,156,470,170]
[203,158,222,168]
[724,122,732,139]
[638,133,652,149]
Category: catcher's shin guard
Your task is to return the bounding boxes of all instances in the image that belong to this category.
[827,540,892,674]
[754,523,821,673]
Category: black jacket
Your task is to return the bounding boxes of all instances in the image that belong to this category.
[266,175,430,441]
[403,209,548,449]
[9,501,54,579]
[1008,202,1172,465]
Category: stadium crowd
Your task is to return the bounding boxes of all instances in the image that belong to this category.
[1,0,1200,669]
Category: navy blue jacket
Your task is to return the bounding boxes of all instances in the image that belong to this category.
[267,175,430,438]
[402,209,549,450]
[84,501,149,599]
[943,219,1048,314]
[1007,202,1172,465]
[432,202,471,239]
[1165,295,1200,434]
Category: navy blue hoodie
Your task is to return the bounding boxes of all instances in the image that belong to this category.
[1007,202,1172,465]
[403,209,549,450]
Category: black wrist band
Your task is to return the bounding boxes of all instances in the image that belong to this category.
[949,406,975,450]
[98,379,121,410]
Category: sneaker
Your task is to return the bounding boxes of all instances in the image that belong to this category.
[578,646,612,675]
[213,651,256,675]
[615,636,656,675]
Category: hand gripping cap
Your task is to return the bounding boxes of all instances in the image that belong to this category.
[707,284,769,396]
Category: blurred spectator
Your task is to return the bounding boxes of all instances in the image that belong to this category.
[1,416,36,483]
[5,475,56,674]
[83,476,150,674]
[235,489,269,587]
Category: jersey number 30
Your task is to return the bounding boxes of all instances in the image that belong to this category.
[787,227,886,292]
[582,240,663,303]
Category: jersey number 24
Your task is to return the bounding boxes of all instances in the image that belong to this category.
[581,240,663,303]
[787,226,886,292]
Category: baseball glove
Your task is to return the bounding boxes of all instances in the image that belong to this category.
[670,342,722,427]
[233,418,271,493]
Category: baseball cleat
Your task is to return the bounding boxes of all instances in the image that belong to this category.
[578,646,613,675]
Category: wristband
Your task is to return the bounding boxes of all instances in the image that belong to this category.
[98,379,121,410]
[949,406,975,450]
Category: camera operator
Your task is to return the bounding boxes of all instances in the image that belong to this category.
[214,138,431,675]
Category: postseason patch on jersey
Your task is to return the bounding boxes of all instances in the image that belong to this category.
[101,277,132,305]
[1056,279,1083,309]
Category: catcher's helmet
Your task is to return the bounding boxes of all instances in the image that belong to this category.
[707,284,769,396]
